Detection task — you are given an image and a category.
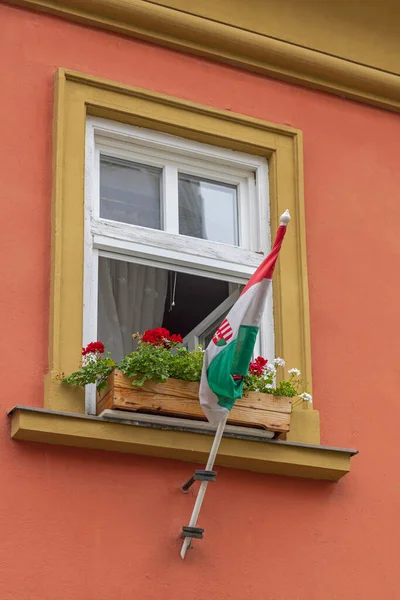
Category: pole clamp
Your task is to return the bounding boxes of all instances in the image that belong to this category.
[181,469,217,492]
[181,526,205,540]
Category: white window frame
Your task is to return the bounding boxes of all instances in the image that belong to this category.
[84,117,273,414]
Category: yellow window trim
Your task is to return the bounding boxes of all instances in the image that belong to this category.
[19,66,349,478]
[9,406,357,481]
[47,67,312,421]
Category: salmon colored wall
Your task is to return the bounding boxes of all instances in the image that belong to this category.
[1,4,399,599]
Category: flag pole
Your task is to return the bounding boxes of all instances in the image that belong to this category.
[180,414,228,559]
[180,209,291,559]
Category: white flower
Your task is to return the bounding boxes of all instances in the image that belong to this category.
[288,368,301,376]
[274,357,285,367]
[82,352,98,366]
[265,383,273,390]
[266,363,276,373]
[299,392,312,403]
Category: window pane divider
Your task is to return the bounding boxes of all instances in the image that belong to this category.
[162,164,179,233]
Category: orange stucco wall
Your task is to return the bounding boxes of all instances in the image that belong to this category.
[1,4,399,599]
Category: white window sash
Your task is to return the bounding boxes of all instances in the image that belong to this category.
[84,117,273,415]
[90,218,263,278]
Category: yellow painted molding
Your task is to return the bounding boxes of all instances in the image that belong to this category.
[5,0,400,113]
[149,1,400,76]
[48,69,312,439]
[9,407,357,480]
[286,407,320,445]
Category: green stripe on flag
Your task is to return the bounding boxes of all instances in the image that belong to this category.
[207,325,259,410]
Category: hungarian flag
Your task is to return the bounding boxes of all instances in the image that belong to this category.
[199,210,291,425]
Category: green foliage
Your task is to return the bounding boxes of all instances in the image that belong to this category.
[243,371,274,394]
[120,343,172,386]
[62,355,116,391]
[273,379,298,397]
[63,335,308,401]
[119,343,204,387]
[169,346,204,382]
[243,363,303,397]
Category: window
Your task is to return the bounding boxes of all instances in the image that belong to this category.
[84,117,272,414]
[10,70,351,480]
[45,70,312,450]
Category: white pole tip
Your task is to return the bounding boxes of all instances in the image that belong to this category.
[279,209,291,225]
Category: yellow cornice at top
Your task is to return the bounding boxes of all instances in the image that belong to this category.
[4,0,400,113]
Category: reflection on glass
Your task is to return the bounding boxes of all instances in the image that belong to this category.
[178,174,238,245]
[100,156,162,229]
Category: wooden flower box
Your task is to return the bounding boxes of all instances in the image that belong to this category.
[97,369,292,433]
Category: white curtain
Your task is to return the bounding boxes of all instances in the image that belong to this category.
[98,258,168,362]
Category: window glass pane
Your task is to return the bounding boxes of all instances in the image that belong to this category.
[178,174,238,245]
[98,257,168,362]
[100,156,162,229]
[162,271,230,339]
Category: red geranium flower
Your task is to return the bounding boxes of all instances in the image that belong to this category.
[249,363,262,376]
[142,328,171,346]
[255,356,267,368]
[82,341,105,356]
[142,328,183,346]
[249,355,268,376]
[169,333,183,344]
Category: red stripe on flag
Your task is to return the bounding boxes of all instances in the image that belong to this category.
[241,224,287,295]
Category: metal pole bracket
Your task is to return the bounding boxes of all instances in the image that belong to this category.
[181,469,217,492]
[181,526,205,540]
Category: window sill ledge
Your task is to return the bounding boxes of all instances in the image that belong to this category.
[8,406,357,481]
